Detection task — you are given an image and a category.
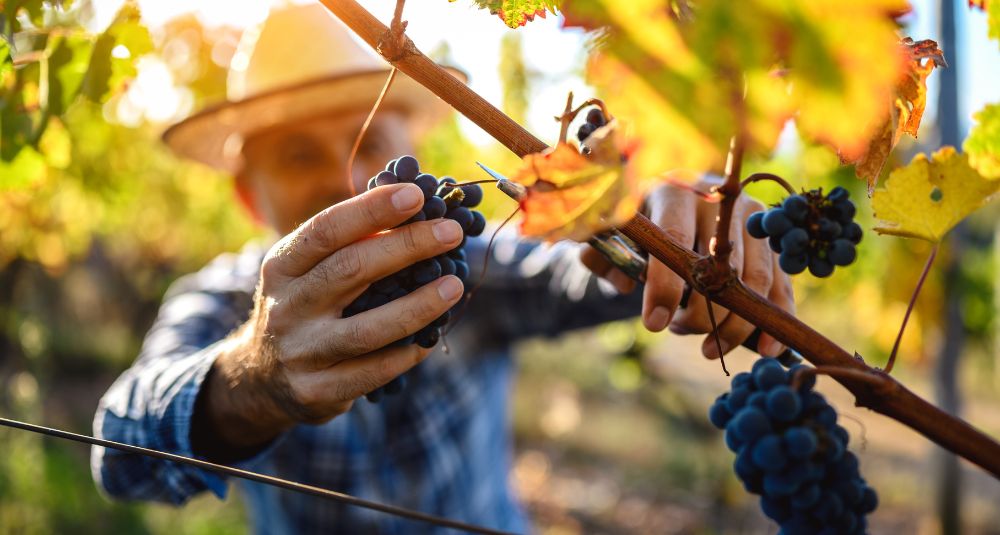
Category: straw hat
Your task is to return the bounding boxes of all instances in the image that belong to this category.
[163,3,466,174]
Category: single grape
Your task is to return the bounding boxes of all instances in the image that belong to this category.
[779,252,809,275]
[808,256,834,278]
[842,221,863,244]
[414,173,439,197]
[436,255,456,276]
[747,211,768,239]
[467,211,487,237]
[752,358,786,391]
[783,427,818,459]
[768,235,783,254]
[461,184,484,207]
[762,208,794,236]
[829,199,856,224]
[586,107,607,127]
[709,397,733,428]
[780,228,810,256]
[375,170,399,187]
[765,386,802,422]
[385,158,398,173]
[384,375,407,394]
[751,434,787,472]
[454,260,469,281]
[828,239,856,266]
[412,259,442,285]
[827,186,849,202]
[394,155,420,182]
[415,326,441,348]
[367,176,378,190]
[730,406,772,442]
[447,206,474,232]
[577,122,597,142]
[782,195,810,224]
[423,196,447,219]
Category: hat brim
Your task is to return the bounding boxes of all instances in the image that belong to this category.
[162,67,466,174]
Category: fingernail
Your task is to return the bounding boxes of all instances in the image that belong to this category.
[437,276,463,301]
[761,338,784,357]
[391,185,422,210]
[647,306,671,332]
[432,220,462,243]
[703,339,732,359]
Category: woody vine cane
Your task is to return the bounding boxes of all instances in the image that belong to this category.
[316,0,1000,479]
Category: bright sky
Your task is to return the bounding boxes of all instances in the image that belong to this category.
[92,0,999,146]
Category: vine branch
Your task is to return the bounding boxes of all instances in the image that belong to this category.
[320,0,1000,480]
[741,172,797,195]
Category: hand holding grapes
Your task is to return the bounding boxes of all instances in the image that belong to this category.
[198,182,466,450]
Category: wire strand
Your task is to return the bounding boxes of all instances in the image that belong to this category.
[0,417,513,535]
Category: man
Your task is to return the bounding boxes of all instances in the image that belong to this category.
[91,4,793,533]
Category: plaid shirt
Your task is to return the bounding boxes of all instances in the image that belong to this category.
[91,232,641,534]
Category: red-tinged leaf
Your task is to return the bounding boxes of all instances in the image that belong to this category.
[448,0,561,28]
[511,140,639,242]
[842,38,946,194]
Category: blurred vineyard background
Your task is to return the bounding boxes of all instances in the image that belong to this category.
[1,1,999,534]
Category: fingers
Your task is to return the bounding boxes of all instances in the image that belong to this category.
[579,246,637,294]
[283,343,430,422]
[755,258,796,357]
[670,199,735,335]
[700,203,773,358]
[642,186,695,331]
[289,218,464,310]
[265,184,425,280]
[298,276,464,365]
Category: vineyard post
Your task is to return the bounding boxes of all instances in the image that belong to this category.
[317,0,1000,479]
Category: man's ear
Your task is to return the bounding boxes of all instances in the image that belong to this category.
[233,170,265,225]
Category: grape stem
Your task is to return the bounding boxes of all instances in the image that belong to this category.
[704,298,730,376]
[884,243,939,374]
[740,172,797,196]
[790,365,892,393]
[323,0,1000,479]
[345,67,398,198]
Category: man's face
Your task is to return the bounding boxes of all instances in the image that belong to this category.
[238,109,415,235]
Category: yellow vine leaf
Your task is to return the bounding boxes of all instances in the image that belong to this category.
[964,103,1000,179]
[511,139,638,242]
[871,147,1000,242]
[562,0,907,183]
[843,38,946,193]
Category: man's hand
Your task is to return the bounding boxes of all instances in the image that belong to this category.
[580,181,795,360]
[199,183,465,452]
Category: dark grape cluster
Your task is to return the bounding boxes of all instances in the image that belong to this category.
[346,155,486,402]
[576,107,607,143]
[746,186,862,278]
[709,359,878,534]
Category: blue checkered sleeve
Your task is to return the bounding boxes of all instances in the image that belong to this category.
[91,248,261,505]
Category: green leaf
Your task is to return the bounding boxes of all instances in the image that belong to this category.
[1,90,34,161]
[964,103,1000,179]
[0,145,46,190]
[0,38,12,80]
[872,147,1000,243]
[46,35,91,117]
[449,0,561,28]
[82,6,152,103]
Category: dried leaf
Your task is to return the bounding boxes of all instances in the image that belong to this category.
[843,38,946,194]
[871,147,1000,243]
[511,139,638,241]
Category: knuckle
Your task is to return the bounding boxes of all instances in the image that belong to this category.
[330,246,364,282]
[360,195,384,229]
[744,265,773,289]
[308,214,341,252]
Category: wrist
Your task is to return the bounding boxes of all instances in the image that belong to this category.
[191,325,292,461]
